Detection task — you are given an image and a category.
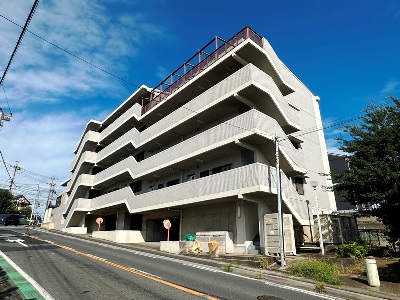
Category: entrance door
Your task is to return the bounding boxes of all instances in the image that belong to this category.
[104,214,117,231]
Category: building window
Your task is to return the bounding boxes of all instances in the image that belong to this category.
[292,177,304,195]
[92,166,105,175]
[200,170,209,178]
[134,151,145,162]
[166,179,179,187]
[187,174,196,181]
[130,180,142,193]
[211,163,232,174]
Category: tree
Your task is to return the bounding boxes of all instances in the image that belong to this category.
[19,206,32,218]
[333,97,400,247]
[0,189,16,213]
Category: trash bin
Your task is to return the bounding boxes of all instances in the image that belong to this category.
[185,233,196,241]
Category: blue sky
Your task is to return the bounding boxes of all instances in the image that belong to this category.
[0,0,399,208]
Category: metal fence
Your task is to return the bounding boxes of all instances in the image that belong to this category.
[141,27,263,114]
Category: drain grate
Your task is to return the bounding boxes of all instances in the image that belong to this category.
[257,296,284,300]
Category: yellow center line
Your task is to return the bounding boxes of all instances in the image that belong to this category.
[25,234,218,300]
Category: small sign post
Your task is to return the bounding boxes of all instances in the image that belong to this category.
[163,219,171,241]
[96,217,103,231]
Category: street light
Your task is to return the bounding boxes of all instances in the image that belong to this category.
[310,181,325,255]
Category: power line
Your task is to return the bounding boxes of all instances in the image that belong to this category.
[0,14,141,89]
[1,84,12,115]
[0,150,12,181]
[0,0,39,86]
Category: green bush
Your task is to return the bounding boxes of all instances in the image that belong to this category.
[338,240,370,260]
[288,259,341,285]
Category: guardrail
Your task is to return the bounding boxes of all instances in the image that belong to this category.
[141,26,263,114]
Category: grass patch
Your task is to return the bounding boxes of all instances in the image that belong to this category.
[253,271,262,279]
[314,282,326,293]
[222,263,233,272]
[288,259,342,285]
[259,257,271,269]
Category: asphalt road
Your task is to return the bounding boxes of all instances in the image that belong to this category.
[0,227,339,300]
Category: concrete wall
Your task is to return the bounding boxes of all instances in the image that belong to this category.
[62,226,87,234]
[92,230,145,243]
[313,214,359,244]
[181,202,236,241]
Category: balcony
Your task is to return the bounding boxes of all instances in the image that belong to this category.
[70,131,100,172]
[91,64,301,171]
[91,110,304,188]
[141,27,263,115]
[66,151,97,192]
[70,163,309,226]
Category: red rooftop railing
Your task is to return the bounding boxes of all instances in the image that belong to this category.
[141,27,263,115]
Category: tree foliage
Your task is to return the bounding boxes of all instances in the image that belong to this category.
[0,189,16,213]
[19,206,32,218]
[333,97,400,245]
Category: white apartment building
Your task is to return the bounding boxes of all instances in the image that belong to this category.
[50,27,336,254]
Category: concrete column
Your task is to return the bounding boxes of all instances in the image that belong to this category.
[116,209,126,230]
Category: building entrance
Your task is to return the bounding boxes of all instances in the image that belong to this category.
[146,217,180,241]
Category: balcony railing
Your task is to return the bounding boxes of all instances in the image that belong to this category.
[71,163,309,225]
[141,26,263,115]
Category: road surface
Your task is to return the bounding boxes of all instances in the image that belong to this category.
[0,227,339,300]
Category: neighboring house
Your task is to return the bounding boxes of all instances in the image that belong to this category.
[328,153,387,247]
[328,154,357,211]
[14,195,31,210]
[49,27,336,254]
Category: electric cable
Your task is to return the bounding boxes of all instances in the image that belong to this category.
[0,14,141,89]
[0,150,12,181]
[1,84,12,115]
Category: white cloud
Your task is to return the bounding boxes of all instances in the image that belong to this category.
[380,80,400,95]
[156,65,169,81]
[325,137,347,155]
[0,1,170,208]
[0,1,166,108]
[0,111,85,182]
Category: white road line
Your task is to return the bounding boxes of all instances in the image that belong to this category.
[0,250,55,300]
[6,238,28,247]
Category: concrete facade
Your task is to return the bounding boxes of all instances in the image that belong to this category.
[50,27,336,254]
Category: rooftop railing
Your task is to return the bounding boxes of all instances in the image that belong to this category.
[141,26,263,114]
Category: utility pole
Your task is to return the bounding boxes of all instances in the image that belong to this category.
[310,181,325,255]
[45,176,56,209]
[30,182,40,225]
[0,108,12,128]
[9,161,20,193]
[275,135,286,267]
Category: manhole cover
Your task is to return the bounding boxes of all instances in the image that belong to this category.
[257,296,284,300]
